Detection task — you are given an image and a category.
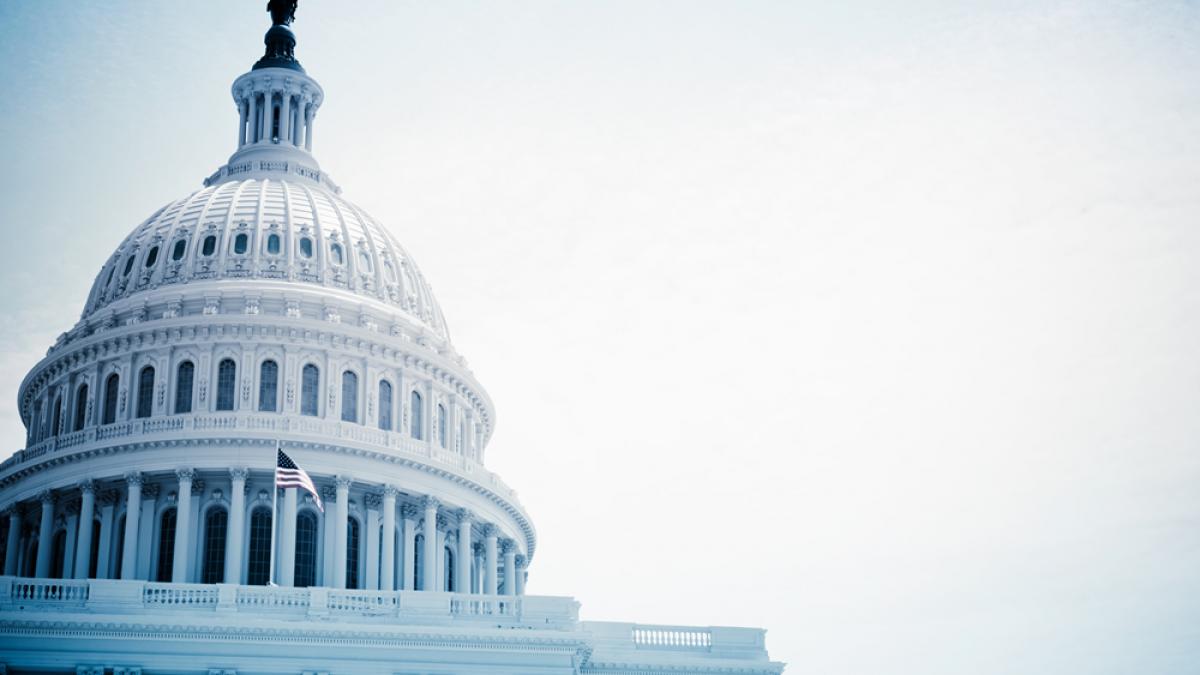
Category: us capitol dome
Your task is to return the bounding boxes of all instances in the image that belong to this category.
[0,5,781,674]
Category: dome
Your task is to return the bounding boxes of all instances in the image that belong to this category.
[82,178,450,342]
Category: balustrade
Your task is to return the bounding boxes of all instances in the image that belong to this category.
[633,625,713,650]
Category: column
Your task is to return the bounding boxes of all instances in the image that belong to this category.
[291,99,302,146]
[279,90,291,145]
[120,473,142,580]
[420,496,438,591]
[34,490,55,578]
[304,103,314,151]
[400,504,417,590]
[225,468,247,584]
[333,476,351,588]
[73,480,96,578]
[62,504,79,579]
[278,488,297,586]
[95,490,117,579]
[456,510,472,594]
[472,542,484,594]
[515,555,527,595]
[502,539,517,596]
[380,486,397,591]
[4,507,22,575]
[248,92,259,144]
[136,483,159,579]
[365,495,381,590]
[321,485,336,586]
[171,468,194,583]
[483,524,498,595]
[238,98,248,146]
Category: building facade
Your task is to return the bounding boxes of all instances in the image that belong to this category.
[0,8,782,675]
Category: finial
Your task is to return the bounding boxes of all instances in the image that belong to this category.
[268,0,298,26]
[255,0,304,72]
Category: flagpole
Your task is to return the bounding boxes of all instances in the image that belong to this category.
[268,440,279,586]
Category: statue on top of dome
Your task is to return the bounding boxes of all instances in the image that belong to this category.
[268,0,297,26]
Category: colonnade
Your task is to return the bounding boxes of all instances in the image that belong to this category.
[237,85,318,151]
[0,469,528,596]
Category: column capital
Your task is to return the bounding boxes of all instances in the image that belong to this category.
[175,467,196,482]
[457,508,474,525]
[77,479,96,494]
[422,495,440,512]
[99,489,121,507]
[500,538,517,555]
[320,484,337,503]
[191,479,206,496]
[335,475,354,490]
[472,541,485,556]
[229,467,250,481]
[436,514,450,531]
[124,471,144,487]
[37,489,55,506]
[515,554,527,569]
[364,493,382,510]
[482,523,497,539]
[141,483,161,499]
[400,503,419,520]
[381,485,399,499]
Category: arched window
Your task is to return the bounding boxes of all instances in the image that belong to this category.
[341,371,358,422]
[259,360,279,412]
[410,391,424,440]
[73,384,88,431]
[122,255,136,276]
[299,237,313,259]
[358,250,372,272]
[175,361,194,414]
[413,533,424,590]
[378,381,393,431]
[294,511,318,588]
[136,366,155,418]
[50,530,67,579]
[266,233,281,255]
[247,507,273,585]
[202,508,228,584]
[145,245,159,268]
[156,508,177,582]
[233,233,249,255]
[444,546,455,591]
[201,235,217,257]
[330,242,344,266]
[171,239,187,261]
[102,373,119,425]
[216,358,236,411]
[301,364,319,416]
[51,394,62,437]
[438,404,447,448]
[88,518,101,578]
[346,517,360,589]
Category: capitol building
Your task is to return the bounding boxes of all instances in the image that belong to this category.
[0,6,781,674]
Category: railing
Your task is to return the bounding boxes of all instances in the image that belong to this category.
[633,624,713,650]
[143,582,218,606]
[236,585,311,610]
[327,589,397,614]
[449,596,518,617]
[9,578,90,604]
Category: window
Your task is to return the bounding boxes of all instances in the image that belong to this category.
[156,508,177,582]
[259,360,279,412]
[171,239,186,261]
[330,242,344,265]
[358,251,372,272]
[88,518,101,578]
[51,395,62,437]
[105,265,117,289]
[175,361,194,414]
[444,546,455,591]
[201,235,217,257]
[233,233,249,254]
[122,256,136,276]
[438,404,447,448]
[294,511,318,588]
[413,533,424,590]
[102,374,119,424]
[216,358,236,411]
[346,517,360,589]
[73,384,88,431]
[410,391,424,440]
[378,381,393,431]
[50,530,67,579]
[136,366,155,418]
[202,508,228,584]
[267,233,281,255]
[341,371,358,422]
[247,507,273,585]
[145,246,159,268]
[301,364,319,416]
[114,515,125,579]
[299,237,313,258]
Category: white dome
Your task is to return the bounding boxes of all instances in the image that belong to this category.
[83,178,449,342]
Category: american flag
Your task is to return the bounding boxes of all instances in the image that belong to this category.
[276,447,323,512]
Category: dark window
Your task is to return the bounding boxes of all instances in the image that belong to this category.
[378,381,392,431]
[247,507,273,585]
[444,547,455,591]
[411,391,423,440]
[201,235,217,257]
[259,360,279,412]
[175,361,194,414]
[294,511,318,588]
[102,374,119,425]
[202,508,228,584]
[145,246,159,268]
[51,395,62,437]
[88,518,101,578]
[438,404,447,448]
[50,530,67,579]
[136,366,155,418]
[122,256,136,276]
[414,533,424,590]
[301,364,319,416]
[74,384,88,431]
[299,237,313,258]
[341,371,358,422]
[346,517,360,589]
[216,358,236,411]
[233,233,249,255]
[267,233,281,255]
[105,265,117,288]
[156,508,177,582]
[171,239,186,261]
[114,515,126,579]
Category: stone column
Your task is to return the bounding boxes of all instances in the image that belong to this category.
[4,507,22,575]
[225,468,248,584]
[502,539,517,596]
[400,504,417,590]
[136,483,159,579]
[279,488,297,586]
[304,103,314,151]
[171,468,194,583]
[62,502,79,578]
[73,480,96,578]
[456,510,472,594]
[95,490,117,579]
[515,554,527,595]
[420,496,439,591]
[248,92,259,144]
[333,476,351,588]
[483,524,498,595]
[365,495,381,590]
[238,98,248,146]
[472,542,484,594]
[380,486,397,591]
[34,490,55,578]
[120,473,142,579]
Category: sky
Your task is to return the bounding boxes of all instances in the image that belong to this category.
[1,1,1199,673]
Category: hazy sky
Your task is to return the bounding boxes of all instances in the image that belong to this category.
[2,1,1199,673]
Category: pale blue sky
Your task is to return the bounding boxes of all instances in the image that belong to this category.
[2,1,1199,673]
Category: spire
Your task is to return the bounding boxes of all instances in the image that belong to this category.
[255,1,304,72]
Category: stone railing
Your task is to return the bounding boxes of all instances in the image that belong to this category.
[582,621,771,660]
[633,624,713,649]
[0,577,578,629]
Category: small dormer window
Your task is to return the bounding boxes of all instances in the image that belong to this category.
[171,240,186,261]
[299,237,313,258]
[201,235,217,257]
[145,246,159,268]
[330,242,344,265]
[123,256,136,276]
[266,233,281,255]
[233,233,249,255]
[358,251,372,272]
[384,260,397,283]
